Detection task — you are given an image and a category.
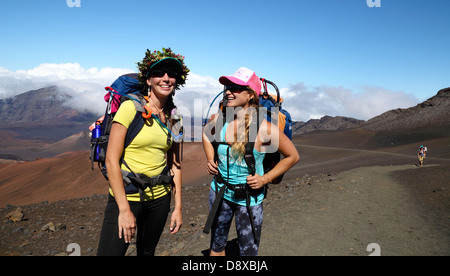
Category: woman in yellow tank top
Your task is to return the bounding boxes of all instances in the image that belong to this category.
[97,48,189,256]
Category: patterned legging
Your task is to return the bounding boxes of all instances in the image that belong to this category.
[208,188,263,256]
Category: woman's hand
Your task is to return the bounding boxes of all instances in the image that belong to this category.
[170,209,183,234]
[118,209,136,243]
[247,174,268,190]
[206,160,219,175]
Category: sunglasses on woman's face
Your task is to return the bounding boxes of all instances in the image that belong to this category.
[150,70,178,78]
[225,85,248,92]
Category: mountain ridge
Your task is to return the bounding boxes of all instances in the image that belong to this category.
[0,86,448,160]
[0,86,97,125]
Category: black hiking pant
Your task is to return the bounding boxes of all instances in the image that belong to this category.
[97,194,170,256]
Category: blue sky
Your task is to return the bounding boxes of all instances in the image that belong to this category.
[0,0,449,121]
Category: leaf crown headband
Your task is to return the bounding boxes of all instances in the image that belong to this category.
[137,47,190,90]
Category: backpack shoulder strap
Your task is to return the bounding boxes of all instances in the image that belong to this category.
[244,142,256,175]
[123,94,147,148]
[127,93,147,113]
[124,111,145,148]
[244,108,261,176]
[210,111,227,163]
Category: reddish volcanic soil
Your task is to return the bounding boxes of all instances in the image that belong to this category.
[0,135,449,256]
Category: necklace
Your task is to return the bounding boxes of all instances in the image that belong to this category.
[146,96,167,123]
[148,96,164,113]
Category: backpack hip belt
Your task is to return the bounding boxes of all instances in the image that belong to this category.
[215,173,264,199]
[121,160,173,201]
[123,169,173,191]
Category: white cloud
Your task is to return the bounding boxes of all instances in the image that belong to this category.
[0,63,420,123]
[176,72,223,119]
[281,83,419,121]
[0,63,134,114]
[0,64,226,119]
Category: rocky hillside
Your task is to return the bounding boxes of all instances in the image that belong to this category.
[293,116,364,135]
[0,86,96,126]
[1,86,449,158]
[363,88,450,147]
[292,88,450,147]
[0,87,98,160]
[364,88,450,132]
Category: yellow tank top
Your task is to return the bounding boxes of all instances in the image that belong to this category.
[110,100,173,201]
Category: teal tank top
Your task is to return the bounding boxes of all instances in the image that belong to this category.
[210,122,266,206]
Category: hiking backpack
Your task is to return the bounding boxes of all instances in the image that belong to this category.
[89,73,148,180]
[257,78,292,183]
[203,78,293,184]
[89,73,184,201]
[202,78,293,240]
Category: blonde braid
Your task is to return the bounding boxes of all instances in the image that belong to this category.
[230,88,259,160]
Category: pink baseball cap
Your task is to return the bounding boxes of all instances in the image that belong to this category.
[219,67,261,96]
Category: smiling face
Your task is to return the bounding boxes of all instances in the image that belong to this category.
[146,67,178,97]
[224,84,254,109]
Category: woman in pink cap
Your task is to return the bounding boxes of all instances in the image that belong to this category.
[202,67,300,256]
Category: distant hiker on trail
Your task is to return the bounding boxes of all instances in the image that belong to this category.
[97,48,189,256]
[418,145,425,167]
[202,67,300,256]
